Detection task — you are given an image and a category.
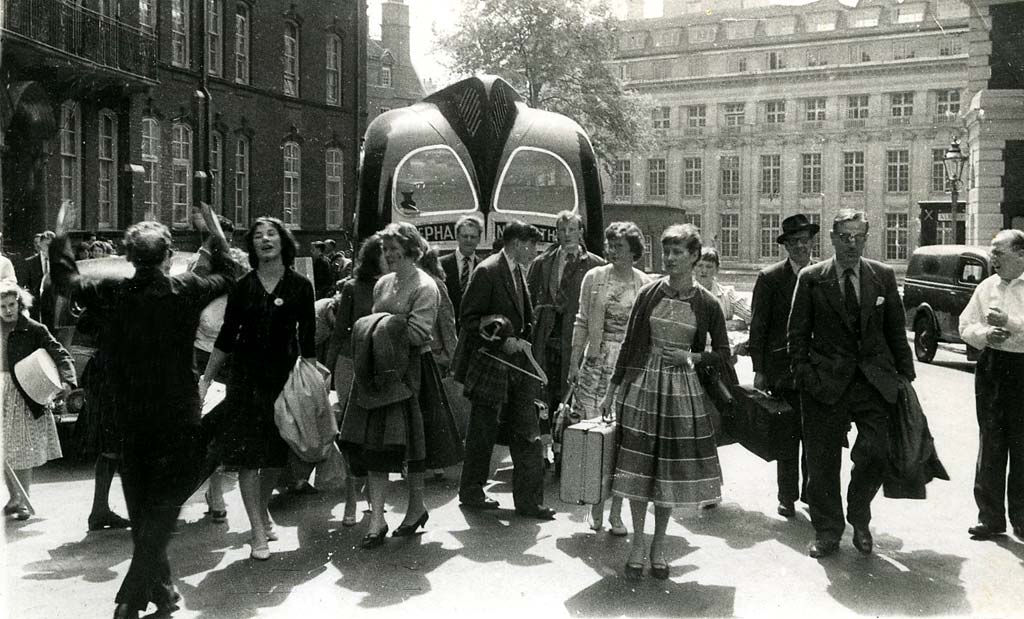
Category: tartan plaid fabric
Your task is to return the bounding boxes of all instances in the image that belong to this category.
[462,349,511,404]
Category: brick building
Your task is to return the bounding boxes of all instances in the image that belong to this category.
[1,0,367,256]
[606,0,972,272]
[366,0,424,120]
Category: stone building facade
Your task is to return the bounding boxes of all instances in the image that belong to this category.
[606,0,972,271]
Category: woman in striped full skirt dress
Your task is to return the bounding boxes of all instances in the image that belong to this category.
[599,223,730,580]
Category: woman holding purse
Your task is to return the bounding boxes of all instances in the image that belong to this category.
[200,217,316,561]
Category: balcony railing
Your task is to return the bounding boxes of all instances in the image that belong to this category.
[3,0,158,80]
[844,118,867,128]
[888,116,912,126]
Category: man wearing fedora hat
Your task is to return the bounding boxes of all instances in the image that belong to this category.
[748,213,818,519]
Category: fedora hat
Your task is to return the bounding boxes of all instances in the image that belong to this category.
[777,214,821,244]
[13,348,63,406]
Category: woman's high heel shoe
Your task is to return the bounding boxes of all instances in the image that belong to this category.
[649,561,670,580]
[624,561,645,579]
[361,524,389,549]
[393,512,429,537]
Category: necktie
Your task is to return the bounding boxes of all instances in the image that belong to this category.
[515,265,529,317]
[555,252,578,307]
[843,268,860,339]
[460,255,471,291]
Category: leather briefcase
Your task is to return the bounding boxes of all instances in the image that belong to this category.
[730,385,799,462]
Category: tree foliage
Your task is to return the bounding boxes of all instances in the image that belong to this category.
[438,0,653,167]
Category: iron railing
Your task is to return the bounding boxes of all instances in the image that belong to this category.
[3,0,158,80]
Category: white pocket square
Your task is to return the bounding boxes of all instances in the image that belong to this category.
[875,296,885,307]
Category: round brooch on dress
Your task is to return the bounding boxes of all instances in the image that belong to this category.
[273,297,284,306]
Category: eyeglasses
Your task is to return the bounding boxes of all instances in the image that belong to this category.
[834,233,868,244]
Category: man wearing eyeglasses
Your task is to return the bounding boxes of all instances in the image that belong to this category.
[749,214,818,519]
[788,209,915,558]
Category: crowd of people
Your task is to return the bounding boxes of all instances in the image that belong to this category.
[2,203,1022,618]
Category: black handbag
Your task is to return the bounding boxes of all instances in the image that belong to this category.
[698,362,738,447]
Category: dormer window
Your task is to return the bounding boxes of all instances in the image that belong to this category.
[725,20,756,40]
[896,4,926,23]
[689,25,716,44]
[850,9,880,28]
[806,12,836,32]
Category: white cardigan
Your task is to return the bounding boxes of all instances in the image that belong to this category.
[570,264,650,368]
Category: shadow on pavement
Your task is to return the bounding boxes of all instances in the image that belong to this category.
[21,530,133,584]
[993,535,1024,568]
[564,575,736,617]
[681,501,812,555]
[821,546,970,616]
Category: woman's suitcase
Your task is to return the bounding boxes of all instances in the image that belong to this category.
[559,419,617,505]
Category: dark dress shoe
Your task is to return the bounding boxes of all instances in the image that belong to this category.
[515,506,556,520]
[89,511,131,531]
[460,497,500,510]
[777,502,796,518]
[807,539,839,558]
[393,511,429,537]
[113,603,139,619]
[852,528,873,554]
[360,524,389,549]
[968,523,1006,539]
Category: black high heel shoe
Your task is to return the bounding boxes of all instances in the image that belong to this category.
[624,561,645,579]
[360,524,389,549]
[393,511,429,537]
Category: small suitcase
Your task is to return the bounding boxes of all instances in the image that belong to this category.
[559,419,617,505]
[730,385,799,463]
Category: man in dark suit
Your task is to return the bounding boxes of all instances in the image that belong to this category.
[19,230,55,328]
[454,220,555,520]
[749,214,818,518]
[528,211,605,435]
[788,209,915,558]
[310,241,333,299]
[440,215,483,331]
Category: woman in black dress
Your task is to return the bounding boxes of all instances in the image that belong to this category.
[200,217,316,561]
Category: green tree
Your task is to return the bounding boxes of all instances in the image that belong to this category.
[439,0,653,168]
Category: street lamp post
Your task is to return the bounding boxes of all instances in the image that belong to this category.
[943,136,968,244]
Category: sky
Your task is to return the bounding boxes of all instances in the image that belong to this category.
[369,0,864,88]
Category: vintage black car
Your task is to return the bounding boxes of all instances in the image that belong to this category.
[903,244,989,363]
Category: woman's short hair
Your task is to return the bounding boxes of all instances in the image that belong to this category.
[124,221,173,267]
[0,281,33,310]
[698,247,720,268]
[379,222,426,260]
[418,247,445,281]
[354,234,385,283]
[244,217,298,270]
[661,224,702,257]
[605,221,645,262]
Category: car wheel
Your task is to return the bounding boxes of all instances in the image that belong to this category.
[914,316,937,363]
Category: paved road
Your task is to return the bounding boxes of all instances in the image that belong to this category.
[5,345,1024,619]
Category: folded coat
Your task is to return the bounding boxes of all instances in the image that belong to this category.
[883,378,949,499]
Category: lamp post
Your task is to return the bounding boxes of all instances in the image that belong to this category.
[943,136,968,244]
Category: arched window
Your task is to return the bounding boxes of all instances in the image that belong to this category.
[210,131,223,214]
[234,3,250,84]
[325,148,343,229]
[207,0,223,77]
[141,117,161,221]
[283,141,301,227]
[60,101,82,228]
[283,21,300,96]
[326,35,342,106]
[171,0,190,67]
[98,110,118,229]
[171,123,193,225]
[234,136,250,226]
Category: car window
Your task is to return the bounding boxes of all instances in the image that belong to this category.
[958,259,985,284]
[392,146,478,215]
[494,147,578,216]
